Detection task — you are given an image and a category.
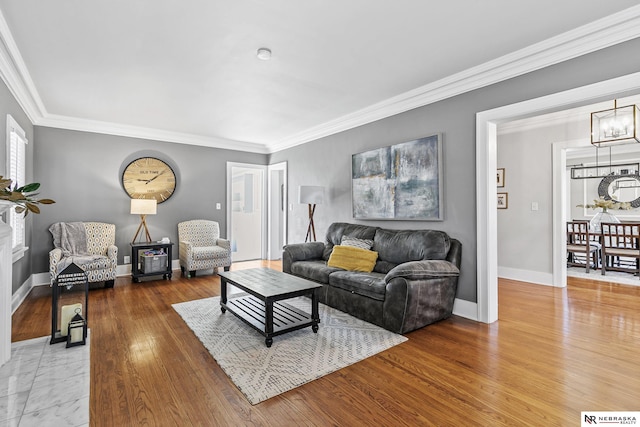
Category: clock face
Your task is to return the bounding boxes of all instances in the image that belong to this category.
[122,157,176,203]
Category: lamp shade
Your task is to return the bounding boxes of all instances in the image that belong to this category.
[130,199,157,215]
[298,186,325,205]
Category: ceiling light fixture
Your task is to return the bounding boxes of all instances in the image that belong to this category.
[591,99,640,146]
[257,47,272,61]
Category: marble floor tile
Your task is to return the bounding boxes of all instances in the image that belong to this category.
[0,370,37,398]
[0,416,21,427]
[0,391,28,422]
[23,372,89,414]
[0,333,89,426]
[19,396,89,427]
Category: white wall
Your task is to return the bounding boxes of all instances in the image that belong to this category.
[496,118,587,282]
[497,114,640,284]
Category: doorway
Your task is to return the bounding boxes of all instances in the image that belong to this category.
[227,163,266,262]
[267,162,287,260]
[477,71,640,324]
[226,162,288,263]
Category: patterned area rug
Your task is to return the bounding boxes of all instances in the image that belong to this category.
[172,296,407,405]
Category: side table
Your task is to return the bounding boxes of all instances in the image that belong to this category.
[130,242,174,282]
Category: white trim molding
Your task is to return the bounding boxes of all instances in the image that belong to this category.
[269,5,640,153]
[477,71,640,324]
[1,5,640,153]
[498,267,554,287]
[11,274,33,314]
[452,298,478,322]
[37,114,270,154]
[0,8,46,123]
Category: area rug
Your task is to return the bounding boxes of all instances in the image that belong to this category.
[172,296,407,405]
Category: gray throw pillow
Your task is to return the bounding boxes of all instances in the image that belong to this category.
[341,235,374,250]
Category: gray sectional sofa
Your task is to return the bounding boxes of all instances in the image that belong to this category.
[282,222,461,334]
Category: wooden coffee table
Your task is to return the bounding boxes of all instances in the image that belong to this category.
[217,268,322,347]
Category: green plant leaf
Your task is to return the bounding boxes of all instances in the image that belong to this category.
[18,183,40,193]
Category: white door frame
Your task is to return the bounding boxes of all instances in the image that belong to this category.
[226,162,267,260]
[476,71,640,324]
[267,162,288,260]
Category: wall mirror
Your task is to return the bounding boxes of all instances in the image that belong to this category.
[598,174,640,208]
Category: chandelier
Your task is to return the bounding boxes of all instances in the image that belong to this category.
[591,100,640,146]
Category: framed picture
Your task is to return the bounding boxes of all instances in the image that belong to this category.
[351,134,443,220]
[497,192,508,209]
[497,168,505,187]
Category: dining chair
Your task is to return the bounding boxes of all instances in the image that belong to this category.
[600,222,640,278]
[566,220,600,273]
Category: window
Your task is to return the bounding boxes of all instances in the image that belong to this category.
[5,114,27,259]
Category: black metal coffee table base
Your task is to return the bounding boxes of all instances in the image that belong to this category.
[218,268,321,347]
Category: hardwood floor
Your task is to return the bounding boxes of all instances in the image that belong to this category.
[12,262,640,426]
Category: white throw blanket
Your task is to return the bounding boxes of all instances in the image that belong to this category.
[49,222,102,274]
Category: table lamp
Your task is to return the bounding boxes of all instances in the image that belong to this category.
[130,199,157,243]
[298,185,325,242]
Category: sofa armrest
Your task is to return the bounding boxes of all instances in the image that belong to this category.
[383,260,460,334]
[447,238,462,269]
[282,242,325,273]
[216,238,231,250]
[385,260,459,283]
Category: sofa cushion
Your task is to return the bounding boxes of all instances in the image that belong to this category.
[192,246,231,260]
[373,228,450,264]
[385,260,460,282]
[323,223,378,260]
[327,246,378,272]
[341,236,374,250]
[291,260,341,283]
[373,260,398,274]
[79,255,113,271]
[328,271,387,301]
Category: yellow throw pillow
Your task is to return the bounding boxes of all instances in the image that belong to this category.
[327,245,378,272]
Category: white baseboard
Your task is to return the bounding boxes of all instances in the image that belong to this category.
[31,272,50,287]
[498,266,554,287]
[452,298,477,321]
[11,276,34,314]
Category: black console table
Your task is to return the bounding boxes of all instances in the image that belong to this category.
[130,242,174,282]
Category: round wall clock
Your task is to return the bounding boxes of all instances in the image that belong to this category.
[122,157,176,203]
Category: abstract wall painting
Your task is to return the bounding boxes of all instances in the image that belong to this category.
[352,134,443,220]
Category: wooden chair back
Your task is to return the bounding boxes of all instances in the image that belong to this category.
[600,222,640,278]
[566,220,599,273]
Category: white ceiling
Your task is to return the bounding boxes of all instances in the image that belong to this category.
[1,1,640,153]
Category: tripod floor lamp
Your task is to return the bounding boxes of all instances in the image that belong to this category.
[131,199,157,243]
[298,186,325,242]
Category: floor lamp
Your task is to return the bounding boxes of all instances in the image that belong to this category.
[131,199,157,243]
[299,186,325,242]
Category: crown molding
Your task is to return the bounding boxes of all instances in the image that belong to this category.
[37,114,270,154]
[268,4,640,153]
[0,8,46,123]
[1,6,640,154]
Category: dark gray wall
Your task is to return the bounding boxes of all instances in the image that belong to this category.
[0,78,36,294]
[269,37,640,303]
[32,127,266,274]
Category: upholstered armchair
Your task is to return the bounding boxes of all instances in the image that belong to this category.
[178,220,232,277]
[49,222,118,288]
